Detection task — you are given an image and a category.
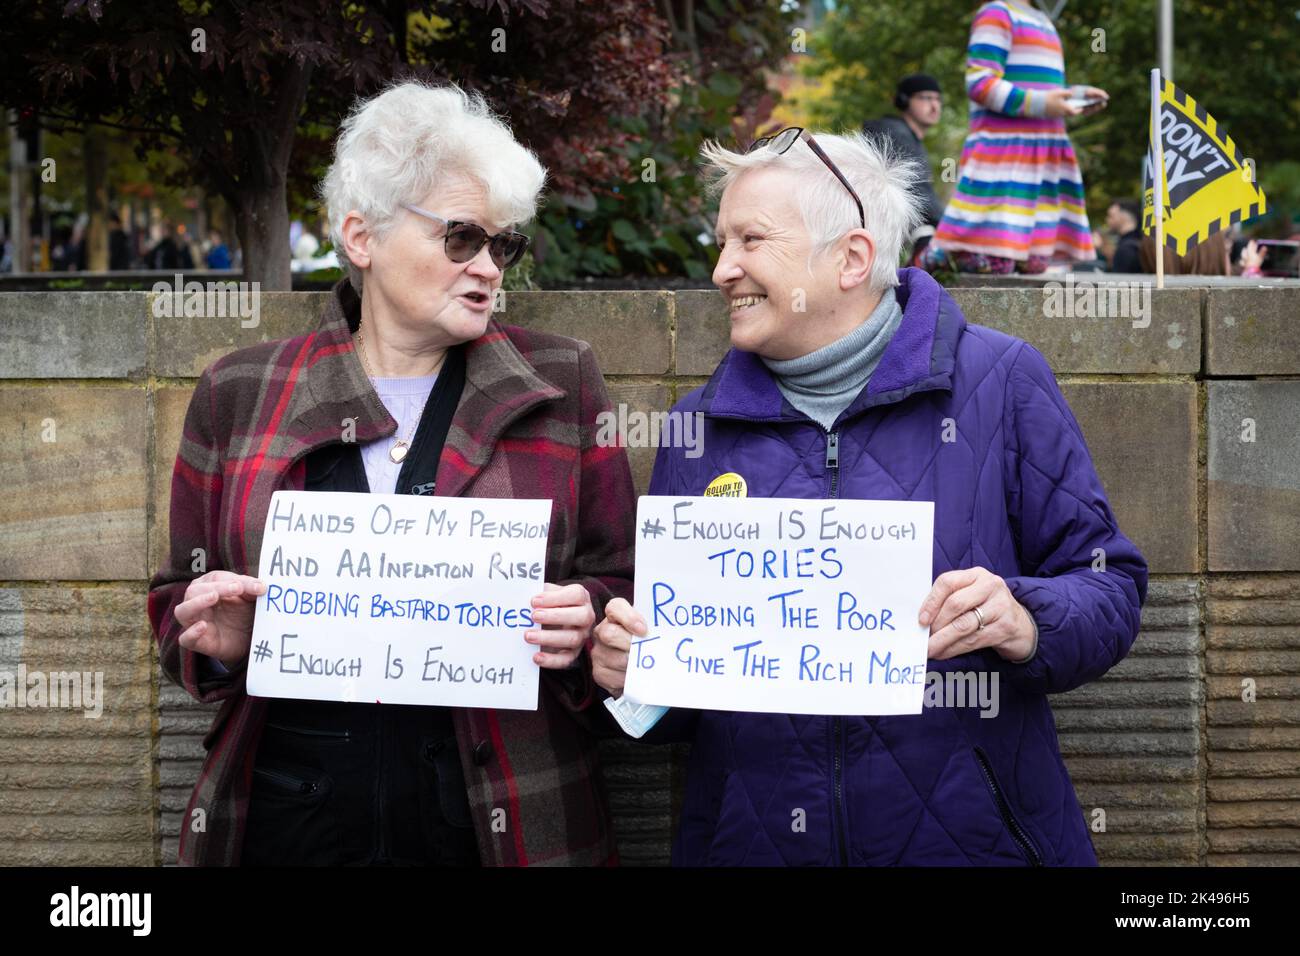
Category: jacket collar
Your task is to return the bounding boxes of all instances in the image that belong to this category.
[703,267,965,425]
[285,279,564,496]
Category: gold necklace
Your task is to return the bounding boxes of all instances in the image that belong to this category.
[354,328,447,464]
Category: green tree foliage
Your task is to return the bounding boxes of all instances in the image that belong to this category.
[5,0,801,285]
[524,0,800,283]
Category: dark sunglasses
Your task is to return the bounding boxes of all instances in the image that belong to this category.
[746,127,866,230]
[402,203,530,270]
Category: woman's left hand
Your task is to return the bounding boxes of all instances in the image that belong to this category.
[919,567,1036,662]
[526,582,596,669]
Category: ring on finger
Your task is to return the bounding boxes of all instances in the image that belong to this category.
[971,605,986,631]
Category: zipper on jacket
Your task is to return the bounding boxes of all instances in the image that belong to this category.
[824,426,847,864]
[831,718,848,865]
[973,747,1043,866]
[253,765,324,796]
[825,429,840,499]
[265,721,352,741]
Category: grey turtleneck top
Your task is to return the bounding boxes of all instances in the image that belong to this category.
[758,286,1039,664]
[761,286,904,431]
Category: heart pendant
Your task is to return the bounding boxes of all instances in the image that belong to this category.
[389,442,409,463]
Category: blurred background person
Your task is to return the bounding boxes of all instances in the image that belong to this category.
[205,227,232,269]
[864,73,944,264]
[144,219,182,270]
[49,222,75,271]
[1104,199,1142,273]
[923,0,1107,275]
[108,212,131,270]
[1138,232,1230,276]
[69,214,89,271]
[175,224,198,269]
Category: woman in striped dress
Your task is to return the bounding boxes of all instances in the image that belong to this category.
[924,0,1107,274]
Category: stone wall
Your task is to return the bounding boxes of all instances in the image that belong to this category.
[1,284,1297,865]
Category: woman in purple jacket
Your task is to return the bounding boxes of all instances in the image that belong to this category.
[592,128,1148,866]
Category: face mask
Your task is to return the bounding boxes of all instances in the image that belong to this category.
[604,695,668,738]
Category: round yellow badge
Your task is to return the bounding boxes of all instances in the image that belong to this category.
[703,472,747,497]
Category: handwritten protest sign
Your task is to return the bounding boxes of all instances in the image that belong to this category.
[246,491,550,709]
[624,496,934,716]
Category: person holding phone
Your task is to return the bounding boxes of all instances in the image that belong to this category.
[923,0,1108,275]
[1240,238,1300,278]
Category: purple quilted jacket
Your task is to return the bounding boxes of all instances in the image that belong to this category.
[643,267,1148,866]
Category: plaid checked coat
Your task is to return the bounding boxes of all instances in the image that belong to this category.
[148,280,636,866]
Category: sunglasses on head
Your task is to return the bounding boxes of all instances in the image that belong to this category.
[746,127,866,230]
[402,203,530,270]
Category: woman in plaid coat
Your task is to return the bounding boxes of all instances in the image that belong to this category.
[147,82,636,866]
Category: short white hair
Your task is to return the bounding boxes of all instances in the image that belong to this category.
[700,131,925,291]
[320,81,547,290]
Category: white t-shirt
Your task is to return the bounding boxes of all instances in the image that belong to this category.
[360,372,439,494]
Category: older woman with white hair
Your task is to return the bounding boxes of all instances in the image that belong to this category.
[592,128,1148,866]
[148,82,637,867]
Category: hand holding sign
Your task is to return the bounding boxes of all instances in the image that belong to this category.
[175,571,267,668]
[920,567,1037,662]
[527,582,597,669]
[592,597,648,697]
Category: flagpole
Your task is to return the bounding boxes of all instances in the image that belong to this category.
[1151,67,1165,290]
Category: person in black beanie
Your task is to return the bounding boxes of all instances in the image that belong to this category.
[108,212,131,271]
[864,74,944,263]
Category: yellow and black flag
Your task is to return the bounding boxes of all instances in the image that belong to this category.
[1143,76,1266,255]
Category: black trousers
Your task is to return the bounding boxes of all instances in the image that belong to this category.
[242,697,480,866]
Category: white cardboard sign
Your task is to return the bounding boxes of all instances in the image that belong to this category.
[624,496,935,716]
[246,491,551,709]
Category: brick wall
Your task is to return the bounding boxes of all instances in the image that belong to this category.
[1,284,1297,865]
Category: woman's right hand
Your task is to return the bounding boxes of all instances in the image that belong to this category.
[592,597,648,698]
[1045,86,1109,119]
[1044,88,1081,118]
[174,571,266,668]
